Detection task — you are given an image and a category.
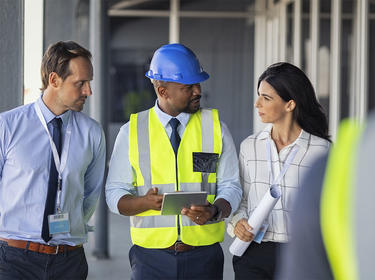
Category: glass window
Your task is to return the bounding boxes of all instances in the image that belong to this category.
[107,1,170,123]
[109,17,168,123]
[301,0,310,72]
[340,0,355,119]
[180,0,252,12]
[286,2,295,63]
[110,49,156,123]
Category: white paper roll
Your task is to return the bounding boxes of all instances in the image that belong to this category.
[229,186,281,256]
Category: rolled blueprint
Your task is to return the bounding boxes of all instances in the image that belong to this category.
[229,186,281,256]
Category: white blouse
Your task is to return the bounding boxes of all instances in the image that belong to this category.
[227,124,330,243]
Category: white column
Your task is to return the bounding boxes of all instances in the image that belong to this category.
[169,0,180,43]
[293,0,302,67]
[272,16,280,62]
[310,0,319,93]
[24,0,44,105]
[329,0,341,140]
[253,0,268,133]
[356,0,369,121]
[266,19,274,66]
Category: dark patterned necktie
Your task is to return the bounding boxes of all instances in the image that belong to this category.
[41,117,62,243]
[169,118,181,154]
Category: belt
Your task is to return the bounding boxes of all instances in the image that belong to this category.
[166,241,195,252]
[0,238,82,255]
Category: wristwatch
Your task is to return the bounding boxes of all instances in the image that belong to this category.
[210,204,223,221]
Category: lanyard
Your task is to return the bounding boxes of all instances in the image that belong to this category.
[34,102,73,213]
[266,137,299,186]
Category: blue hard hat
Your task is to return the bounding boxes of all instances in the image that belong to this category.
[145,43,209,85]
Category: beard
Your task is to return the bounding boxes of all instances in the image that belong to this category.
[182,96,201,114]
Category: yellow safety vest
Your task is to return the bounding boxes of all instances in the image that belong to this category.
[128,108,224,248]
[321,120,363,280]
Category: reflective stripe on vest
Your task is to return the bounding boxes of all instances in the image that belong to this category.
[321,120,362,280]
[128,108,223,248]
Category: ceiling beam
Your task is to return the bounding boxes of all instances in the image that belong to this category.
[111,0,153,10]
[108,9,254,19]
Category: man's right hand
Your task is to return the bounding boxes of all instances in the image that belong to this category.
[117,188,163,216]
[143,187,163,211]
[234,218,254,242]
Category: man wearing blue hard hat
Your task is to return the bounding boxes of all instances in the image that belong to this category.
[106,43,242,279]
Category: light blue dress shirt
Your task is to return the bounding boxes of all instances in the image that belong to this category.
[105,101,242,215]
[0,97,106,245]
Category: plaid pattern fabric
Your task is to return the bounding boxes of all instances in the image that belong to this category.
[228,124,330,242]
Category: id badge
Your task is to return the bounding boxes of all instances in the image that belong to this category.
[48,213,70,235]
[253,222,269,244]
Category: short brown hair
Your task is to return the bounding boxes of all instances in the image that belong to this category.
[40,41,92,91]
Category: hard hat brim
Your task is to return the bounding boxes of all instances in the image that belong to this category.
[145,71,209,85]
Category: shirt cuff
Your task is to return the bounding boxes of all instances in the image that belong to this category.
[226,212,248,238]
[106,189,133,215]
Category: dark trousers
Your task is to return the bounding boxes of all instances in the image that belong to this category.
[233,241,283,280]
[0,241,88,280]
[129,243,224,280]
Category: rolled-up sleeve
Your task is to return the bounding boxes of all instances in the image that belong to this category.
[105,123,135,214]
[227,147,249,237]
[215,122,242,215]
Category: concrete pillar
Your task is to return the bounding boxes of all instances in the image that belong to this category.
[90,0,109,259]
[169,0,180,43]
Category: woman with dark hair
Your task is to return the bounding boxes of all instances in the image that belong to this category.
[227,62,331,279]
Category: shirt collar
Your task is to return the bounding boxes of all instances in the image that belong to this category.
[36,95,71,126]
[257,124,273,140]
[257,124,310,150]
[295,129,310,150]
[153,99,190,128]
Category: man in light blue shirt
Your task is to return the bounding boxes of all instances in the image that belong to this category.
[105,43,242,279]
[0,41,106,279]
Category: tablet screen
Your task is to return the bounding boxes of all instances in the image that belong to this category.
[160,191,208,215]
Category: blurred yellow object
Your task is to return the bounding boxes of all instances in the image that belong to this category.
[321,119,363,280]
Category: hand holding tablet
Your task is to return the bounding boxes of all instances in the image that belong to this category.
[160,191,208,215]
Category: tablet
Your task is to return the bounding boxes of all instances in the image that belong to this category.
[161,191,208,215]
